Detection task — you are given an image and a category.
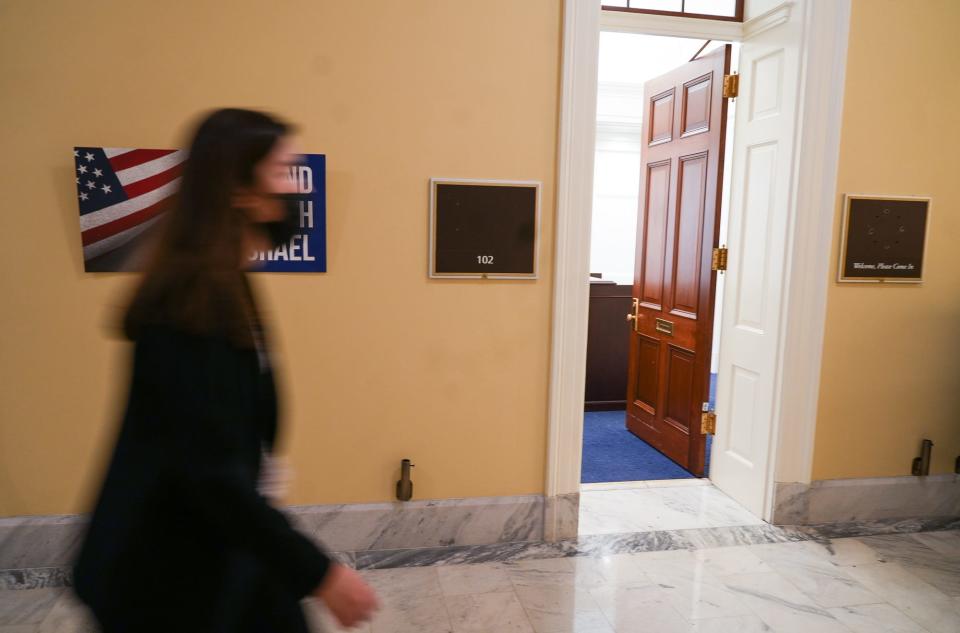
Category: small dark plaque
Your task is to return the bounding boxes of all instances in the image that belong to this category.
[429,179,540,279]
[838,195,929,283]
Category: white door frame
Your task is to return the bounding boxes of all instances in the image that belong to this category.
[546,0,850,528]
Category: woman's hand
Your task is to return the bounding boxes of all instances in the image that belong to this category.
[314,563,380,628]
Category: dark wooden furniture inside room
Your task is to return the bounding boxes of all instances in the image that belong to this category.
[584,280,633,411]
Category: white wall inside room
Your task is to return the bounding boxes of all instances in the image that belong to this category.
[591,31,737,373]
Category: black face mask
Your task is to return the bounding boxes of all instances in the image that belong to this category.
[259,193,306,248]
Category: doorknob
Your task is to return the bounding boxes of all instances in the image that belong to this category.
[626,298,639,333]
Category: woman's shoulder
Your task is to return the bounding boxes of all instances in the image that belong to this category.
[123,269,258,349]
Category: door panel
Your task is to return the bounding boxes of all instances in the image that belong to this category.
[711,17,801,518]
[734,142,776,331]
[650,91,675,144]
[640,161,671,308]
[672,154,708,316]
[728,365,760,463]
[625,46,731,477]
[665,347,695,431]
[681,75,713,136]
[635,335,660,414]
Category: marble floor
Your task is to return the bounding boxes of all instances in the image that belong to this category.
[578,481,765,536]
[3,529,959,632]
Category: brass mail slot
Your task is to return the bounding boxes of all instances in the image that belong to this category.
[655,318,674,335]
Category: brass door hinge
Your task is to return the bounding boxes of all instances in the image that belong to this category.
[711,246,728,272]
[701,409,717,435]
[723,73,739,99]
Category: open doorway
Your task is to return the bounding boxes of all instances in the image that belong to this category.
[581,31,738,488]
[547,1,849,542]
[576,26,768,539]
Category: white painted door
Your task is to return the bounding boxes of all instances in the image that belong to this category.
[710,6,802,518]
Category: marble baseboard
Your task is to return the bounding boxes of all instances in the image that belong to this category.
[0,566,73,590]
[800,515,960,540]
[4,515,958,590]
[543,493,579,541]
[1,494,545,590]
[355,523,815,570]
[287,494,545,552]
[0,494,544,571]
[0,515,86,572]
[334,516,960,570]
[772,475,960,525]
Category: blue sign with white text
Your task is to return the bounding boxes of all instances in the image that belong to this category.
[75,147,327,273]
[252,153,327,273]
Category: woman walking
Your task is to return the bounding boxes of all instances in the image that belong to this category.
[73,109,378,632]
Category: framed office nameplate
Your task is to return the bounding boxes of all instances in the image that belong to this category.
[429,178,540,279]
[838,194,930,283]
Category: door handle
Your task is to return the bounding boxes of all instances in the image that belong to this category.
[626,298,639,333]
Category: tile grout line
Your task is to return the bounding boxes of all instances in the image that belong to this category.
[432,567,456,633]
[506,570,548,633]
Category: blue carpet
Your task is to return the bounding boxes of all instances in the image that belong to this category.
[580,374,716,484]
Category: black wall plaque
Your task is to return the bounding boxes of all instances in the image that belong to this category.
[839,195,929,283]
[429,179,540,279]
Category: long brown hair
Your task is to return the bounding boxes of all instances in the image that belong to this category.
[123,109,291,346]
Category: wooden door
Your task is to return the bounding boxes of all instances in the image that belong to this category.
[625,45,730,476]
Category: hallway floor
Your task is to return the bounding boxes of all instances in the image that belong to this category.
[3,528,959,632]
[579,481,763,535]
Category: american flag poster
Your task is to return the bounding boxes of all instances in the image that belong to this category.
[73,147,327,273]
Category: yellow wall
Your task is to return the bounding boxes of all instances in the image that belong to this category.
[0,0,562,516]
[6,0,955,517]
[813,0,960,479]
